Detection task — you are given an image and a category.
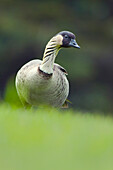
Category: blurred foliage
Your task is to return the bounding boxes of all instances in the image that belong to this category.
[4,76,22,108]
[1,103,113,169]
[0,0,113,113]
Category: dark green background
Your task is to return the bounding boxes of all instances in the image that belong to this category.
[0,0,113,113]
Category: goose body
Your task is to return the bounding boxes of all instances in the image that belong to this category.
[15,31,80,108]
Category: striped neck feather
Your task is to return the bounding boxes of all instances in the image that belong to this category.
[39,37,61,74]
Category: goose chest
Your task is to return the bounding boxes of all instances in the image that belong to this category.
[16,60,69,107]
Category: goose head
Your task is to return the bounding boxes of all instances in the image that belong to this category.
[55,31,80,49]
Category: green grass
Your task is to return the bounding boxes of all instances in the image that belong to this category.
[0,102,113,170]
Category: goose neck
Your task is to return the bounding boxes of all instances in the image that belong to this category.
[39,37,61,74]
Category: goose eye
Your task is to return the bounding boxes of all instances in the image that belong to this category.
[64,35,68,38]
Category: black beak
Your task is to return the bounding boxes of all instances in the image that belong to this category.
[69,39,80,49]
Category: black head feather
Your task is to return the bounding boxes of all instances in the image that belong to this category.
[57,31,80,49]
[57,31,76,47]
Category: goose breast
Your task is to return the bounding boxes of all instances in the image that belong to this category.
[16,59,69,107]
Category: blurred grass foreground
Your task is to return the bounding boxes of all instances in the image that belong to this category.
[0,103,113,170]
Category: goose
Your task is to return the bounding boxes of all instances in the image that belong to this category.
[15,31,80,108]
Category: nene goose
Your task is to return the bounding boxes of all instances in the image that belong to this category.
[15,31,80,108]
